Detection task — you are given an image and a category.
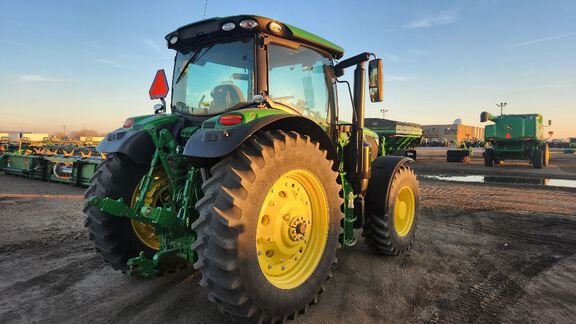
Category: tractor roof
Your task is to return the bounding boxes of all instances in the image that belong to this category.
[166,15,344,59]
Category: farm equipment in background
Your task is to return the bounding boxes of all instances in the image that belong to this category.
[481,111,550,168]
[565,137,576,154]
[447,141,473,163]
[83,15,420,323]
[365,118,422,160]
[0,138,104,186]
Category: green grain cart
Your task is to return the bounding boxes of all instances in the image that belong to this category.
[84,15,420,322]
[481,111,550,168]
[365,118,422,160]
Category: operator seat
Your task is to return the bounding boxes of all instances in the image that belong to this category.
[210,84,245,109]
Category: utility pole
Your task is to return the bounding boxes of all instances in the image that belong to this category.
[380,107,389,119]
[496,102,507,116]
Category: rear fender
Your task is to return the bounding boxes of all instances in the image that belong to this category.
[97,114,177,164]
[183,114,337,168]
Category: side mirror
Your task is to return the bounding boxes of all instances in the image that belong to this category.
[368,59,383,102]
[149,69,169,100]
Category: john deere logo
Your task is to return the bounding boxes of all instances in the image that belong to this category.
[506,124,512,130]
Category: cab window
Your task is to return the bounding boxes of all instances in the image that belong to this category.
[268,44,332,123]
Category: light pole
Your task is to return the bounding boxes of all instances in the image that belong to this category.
[496,102,507,116]
[380,108,389,119]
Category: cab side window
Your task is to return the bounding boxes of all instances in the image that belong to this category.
[268,44,332,123]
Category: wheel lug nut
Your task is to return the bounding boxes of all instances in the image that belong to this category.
[281,266,285,270]
[257,251,262,256]
[268,264,272,269]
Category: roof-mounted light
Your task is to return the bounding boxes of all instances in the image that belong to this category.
[268,21,282,34]
[222,22,236,31]
[239,19,258,29]
[169,35,178,45]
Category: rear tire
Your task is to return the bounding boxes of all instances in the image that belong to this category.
[484,149,495,167]
[363,164,420,255]
[83,154,154,271]
[533,149,543,169]
[192,130,342,322]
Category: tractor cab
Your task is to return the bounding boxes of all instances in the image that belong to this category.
[160,15,344,120]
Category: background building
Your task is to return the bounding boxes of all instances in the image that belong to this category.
[422,123,484,146]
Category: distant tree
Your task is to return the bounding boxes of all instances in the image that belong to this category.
[69,129,103,137]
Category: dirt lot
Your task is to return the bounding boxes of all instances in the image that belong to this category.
[1,150,575,323]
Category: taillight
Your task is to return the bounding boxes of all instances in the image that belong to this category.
[123,118,134,128]
[218,114,243,126]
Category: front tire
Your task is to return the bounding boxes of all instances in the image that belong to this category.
[363,164,420,255]
[192,131,342,322]
[542,143,550,166]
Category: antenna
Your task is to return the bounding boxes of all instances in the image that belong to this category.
[203,0,208,19]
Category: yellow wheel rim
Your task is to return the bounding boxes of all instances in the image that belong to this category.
[394,186,415,237]
[130,172,169,251]
[256,169,329,289]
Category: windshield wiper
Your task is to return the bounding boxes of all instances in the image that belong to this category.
[175,45,214,84]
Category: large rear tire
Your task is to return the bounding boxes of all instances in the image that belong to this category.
[363,164,420,255]
[192,130,342,322]
[83,154,156,271]
[533,148,543,169]
[484,149,495,167]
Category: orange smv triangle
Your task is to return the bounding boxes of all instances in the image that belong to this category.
[505,133,511,139]
[149,69,169,100]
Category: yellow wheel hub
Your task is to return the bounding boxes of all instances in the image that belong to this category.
[394,186,415,237]
[256,169,329,289]
[130,173,169,251]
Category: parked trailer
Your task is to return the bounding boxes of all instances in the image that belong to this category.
[365,118,422,160]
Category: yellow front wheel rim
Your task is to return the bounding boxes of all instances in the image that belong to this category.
[130,173,168,251]
[256,169,329,289]
[394,186,415,237]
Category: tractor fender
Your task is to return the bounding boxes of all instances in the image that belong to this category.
[365,156,414,215]
[183,114,337,167]
[97,128,154,165]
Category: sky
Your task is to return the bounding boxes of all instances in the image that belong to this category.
[0,0,574,138]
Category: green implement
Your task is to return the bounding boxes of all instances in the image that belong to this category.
[481,111,550,168]
[365,118,422,160]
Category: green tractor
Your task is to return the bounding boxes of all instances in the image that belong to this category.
[85,15,419,322]
[481,111,550,168]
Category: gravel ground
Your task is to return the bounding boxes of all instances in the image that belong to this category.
[0,150,575,323]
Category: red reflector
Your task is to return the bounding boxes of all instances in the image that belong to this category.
[505,133,511,139]
[123,118,134,128]
[218,114,243,126]
[149,69,169,99]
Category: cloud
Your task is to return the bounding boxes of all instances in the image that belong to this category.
[403,12,458,29]
[93,58,127,68]
[381,53,400,63]
[410,49,429,56]
[141,38,165,54]
[385,75,414,82]
[507,32,576,48]
[16,74,62,82]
